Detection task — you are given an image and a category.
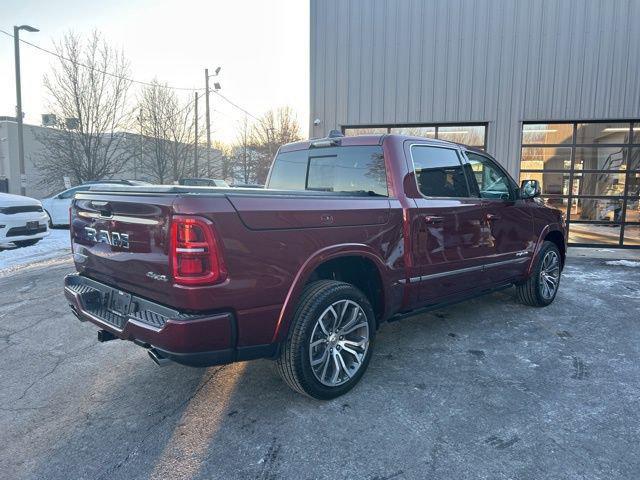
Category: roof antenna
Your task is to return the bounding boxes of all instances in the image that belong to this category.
[328,129,344,138]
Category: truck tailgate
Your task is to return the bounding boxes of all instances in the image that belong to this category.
[71,193,177,301]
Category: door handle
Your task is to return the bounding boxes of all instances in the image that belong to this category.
[486,213,500,221]
[423,215,444,224]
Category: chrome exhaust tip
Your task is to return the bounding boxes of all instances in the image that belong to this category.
[148,348,171,366]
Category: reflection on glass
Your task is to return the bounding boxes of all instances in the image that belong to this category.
[623,225,640,246]
[576,123,631,144]
[438,125,486,147]
[267,150,308,190]
[390,127,435,137]
[634,124,640,144]
[572,172,626,196]
[569,224,621,244]
[522,123,573,145]
[344,128,388,136]
[520,147,572,170]
[574,147,627,170]
[411,146,471,198]
[572,198,624,222]
[307,147,388,196]
[520,172,570,195]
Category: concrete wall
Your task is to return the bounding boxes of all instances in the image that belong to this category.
[310,0,640,176]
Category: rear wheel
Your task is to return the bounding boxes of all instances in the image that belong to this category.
[14,238,41,248]
[276,280,375,399]
[516,241,561,307]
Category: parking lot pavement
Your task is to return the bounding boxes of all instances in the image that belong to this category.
[1,253,639,480]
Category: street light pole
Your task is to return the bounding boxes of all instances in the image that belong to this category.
[13,24,39,196]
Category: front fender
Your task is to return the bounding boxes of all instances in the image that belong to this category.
[527,222,567,275]
[270,243,391,343]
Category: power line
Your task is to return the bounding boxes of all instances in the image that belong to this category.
[0,28,200,91]
[0,28,261,120]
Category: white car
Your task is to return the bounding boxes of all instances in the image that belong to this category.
[41,184,121,226]
[0,193,50,247]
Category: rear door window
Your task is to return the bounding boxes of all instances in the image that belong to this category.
[268,146,388,196]
[410,145,471,197]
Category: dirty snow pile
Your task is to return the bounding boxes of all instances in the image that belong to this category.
[0,229,72,276]
[605,260,640,267]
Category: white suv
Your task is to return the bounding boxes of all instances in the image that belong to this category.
[0,193,50,247]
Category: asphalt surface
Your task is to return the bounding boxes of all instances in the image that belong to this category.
[1,252,639,480]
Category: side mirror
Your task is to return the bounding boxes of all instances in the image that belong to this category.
[520,179,541,199]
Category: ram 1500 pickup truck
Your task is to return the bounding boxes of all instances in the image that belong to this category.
[64,132,566,399]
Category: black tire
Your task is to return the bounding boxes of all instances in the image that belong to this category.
[14,238,41,248]
[276,280,376,399]
[516,241,562,307]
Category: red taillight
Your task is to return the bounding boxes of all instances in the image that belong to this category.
[170,216,227,286]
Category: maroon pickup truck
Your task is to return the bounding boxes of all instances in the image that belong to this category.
[64,132,566,399]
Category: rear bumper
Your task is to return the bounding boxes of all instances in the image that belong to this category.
[64,273,275,367]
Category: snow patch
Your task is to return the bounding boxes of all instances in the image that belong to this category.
[605,260,640,268]
[0,229,72,276]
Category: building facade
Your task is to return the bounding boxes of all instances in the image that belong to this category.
[310,0,640,247]
[0,118,222,198]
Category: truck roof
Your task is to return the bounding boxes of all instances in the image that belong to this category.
[279,133,481,153]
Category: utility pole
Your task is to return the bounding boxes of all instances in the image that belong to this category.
[13,24,39,196]
[194,92,199,177]
[204,67,221,178]
[205,68,211,178]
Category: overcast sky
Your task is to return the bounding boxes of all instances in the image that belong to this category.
[0,0,309,142]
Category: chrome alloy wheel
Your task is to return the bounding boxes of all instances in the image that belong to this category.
[308,299,370,387]
[539,250,560,300]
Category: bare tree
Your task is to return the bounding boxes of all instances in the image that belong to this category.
[248,107,302,184]
[231,116,255,184]
[211,140,235,182]
[137,80,198,183]
[250,107,302,182]
[35,31,133,186]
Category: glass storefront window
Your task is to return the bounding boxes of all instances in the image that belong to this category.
[575,123,631,144]
[390,127,435,137]
[438,125,486,147]
[629,148,640,170]
[520,171,571,196]
[572,172,627,196]
[569,224,621,245]
[625,199,639,222]
[572,198,624,222]
[344,124,487,149]
[522,123,574,145]
[623,225,640,246]
[520,147,572,170]
[344,127,389,136]
[520,121,640,247]
[574,147,627,170]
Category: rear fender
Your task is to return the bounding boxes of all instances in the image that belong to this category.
[271,244,390,343]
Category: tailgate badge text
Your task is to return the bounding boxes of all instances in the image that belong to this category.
[85,227,129,249]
